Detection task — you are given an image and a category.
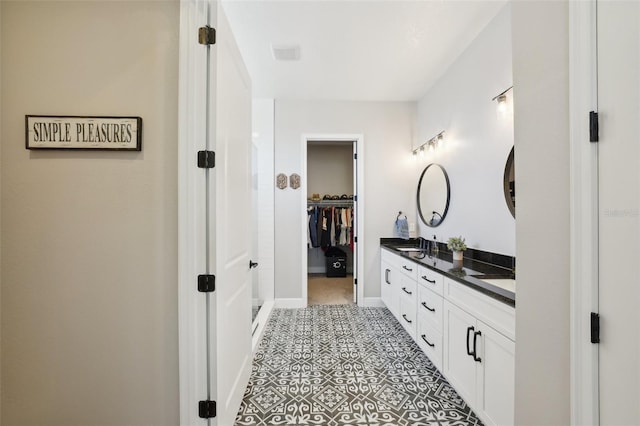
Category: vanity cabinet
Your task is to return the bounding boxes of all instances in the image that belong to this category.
[381,250,418,337]
[380,248,515,426]
[443,277,515,426]
[381,259,398,317]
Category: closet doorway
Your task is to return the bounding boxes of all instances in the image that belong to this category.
[301,134,364,307]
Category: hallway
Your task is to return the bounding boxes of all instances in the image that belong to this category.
[235,305,482,425]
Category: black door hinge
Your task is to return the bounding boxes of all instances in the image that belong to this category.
[354,153,357,160]
[198,26,216,45]
[591,312,600,343]
[198,274,216,293]
[198,151,215,169]
[354,195,357,202]
[354,236,358,243]
[198,400,216,419]
[589,111,599,143]
[354,278,357,285]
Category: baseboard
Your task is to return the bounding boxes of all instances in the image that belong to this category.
[252,300,274,352]
[274,298,307,309]
[308,267,354,275]
[361,297,385,308]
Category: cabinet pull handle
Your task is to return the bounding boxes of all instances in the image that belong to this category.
[402,265,413,272]
[402,314,412,324]
[421,334,435,347]
[421,275,436,284]
[466,326,475,357]
[473,331,482,363]
[402,287,412,295]
[385,269,391,284]
[421,301,435,312]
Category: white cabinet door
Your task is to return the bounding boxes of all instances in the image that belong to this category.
[476,321,515,426]
[443,300,478,408]
[381,260,397,316]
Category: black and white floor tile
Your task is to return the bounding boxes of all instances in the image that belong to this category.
[235,305,482,426]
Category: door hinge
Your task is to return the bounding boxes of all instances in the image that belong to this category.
[354,236,358,243]
[198,26,216,45]
[197,150,215,169]
[354,153,357,160]
[589,111,599,143]
[198,274,215,293]
[198,400,217,418]
[354,195,357,202]
[354,278,357,285]
[591,312,600,343]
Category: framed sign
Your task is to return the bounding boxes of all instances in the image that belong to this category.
[25,115,142,151]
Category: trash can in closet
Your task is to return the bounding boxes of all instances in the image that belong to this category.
[325,246,347,278]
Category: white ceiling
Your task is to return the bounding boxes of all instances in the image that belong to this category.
[222,0,507,102]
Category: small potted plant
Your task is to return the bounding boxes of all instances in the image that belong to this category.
[447,236,467,262]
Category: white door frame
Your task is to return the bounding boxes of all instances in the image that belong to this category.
[569,0,599,424]
[177,0,210,425]
[301,134,365,306]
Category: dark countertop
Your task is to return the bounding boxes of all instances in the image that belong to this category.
[380,238,515,307]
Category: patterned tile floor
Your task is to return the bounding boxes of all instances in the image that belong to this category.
[235,305,483,426]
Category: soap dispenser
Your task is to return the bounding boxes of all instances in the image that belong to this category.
[432,235,439,256]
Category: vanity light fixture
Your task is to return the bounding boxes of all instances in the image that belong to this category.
[492,86,513,115]
[413,131,445,157]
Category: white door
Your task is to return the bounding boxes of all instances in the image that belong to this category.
[251,142,261,328]
[476,321,515,426]
[597,2,640,423]
[352,141,358,303]
[208,3,253,424]
[443,301,477,408]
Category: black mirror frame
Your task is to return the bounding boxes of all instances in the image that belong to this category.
[503,147,515,218]
[417,163,451,228]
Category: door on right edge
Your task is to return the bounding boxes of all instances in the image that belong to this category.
[597,2,640,423]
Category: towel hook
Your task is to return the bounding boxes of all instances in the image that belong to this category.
[397,211,407,220]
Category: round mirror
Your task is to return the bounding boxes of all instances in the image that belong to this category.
[503,147,515,218]
[417,163,450,227]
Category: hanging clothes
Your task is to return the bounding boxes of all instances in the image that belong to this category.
[308,207,320,248]
[320,208,332,248]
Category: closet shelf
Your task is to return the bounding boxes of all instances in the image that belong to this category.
[307,200,354,207]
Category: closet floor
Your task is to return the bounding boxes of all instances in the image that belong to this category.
[308,274,354,305]
[235,305,482,426]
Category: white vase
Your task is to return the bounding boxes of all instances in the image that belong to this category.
[453,250,463,261]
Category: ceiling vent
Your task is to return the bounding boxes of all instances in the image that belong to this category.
[271,44,301,61]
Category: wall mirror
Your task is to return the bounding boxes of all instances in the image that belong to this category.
[503,147,515,218]
[417,163,450,227]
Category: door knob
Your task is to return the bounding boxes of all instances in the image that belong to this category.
[249,260,259,269]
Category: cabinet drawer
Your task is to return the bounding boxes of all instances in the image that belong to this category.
[398,295,417,339]
[397,259,418,280]
[418,265,444,295]
[444,278,515,341]
[418,285,443,331]
[398,274,417,301]
[418,316,442,370]
[381,249,418,280]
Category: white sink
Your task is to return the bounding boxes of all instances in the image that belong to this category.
[479,278,516,293]
[395,247,425,252]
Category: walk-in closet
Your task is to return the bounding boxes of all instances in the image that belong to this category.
[306,141,356,305]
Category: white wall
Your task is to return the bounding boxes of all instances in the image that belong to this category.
[307,144,353,198]
[252,99,275,304]
[415,4,514,256]
[274,100,416,300]
[512,1,570,424]
[1,2,179,425]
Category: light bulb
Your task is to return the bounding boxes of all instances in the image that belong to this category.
[419,146,425,157]
[497,94,508,114]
